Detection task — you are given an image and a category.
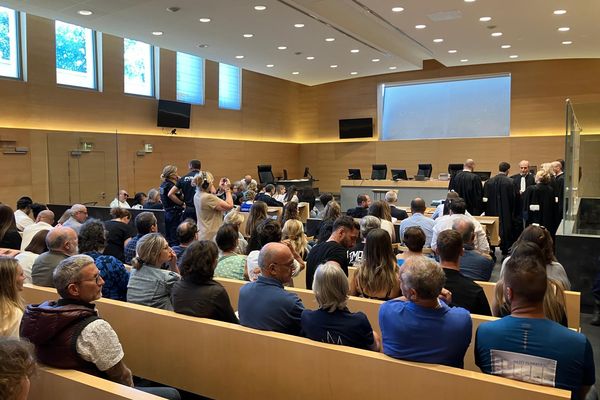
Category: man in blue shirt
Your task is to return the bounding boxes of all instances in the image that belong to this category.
[475,245,595,399]
[452,217,494,281]
[239,242,304,335]
[123,212,157,264]
[399,198,435,247]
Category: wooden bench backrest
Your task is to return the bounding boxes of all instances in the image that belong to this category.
[29,367,163,400]
[22,284,569,400]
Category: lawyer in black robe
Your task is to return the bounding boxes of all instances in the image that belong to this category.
[448,171,483,216]
[522,178,559,235]
[484,170,518,254]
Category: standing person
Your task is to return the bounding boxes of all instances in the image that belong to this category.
[193,171,233,241]
[159,165,183,246]
[109,190,131,209]
[522,170,559,235]
[448,158,483,216]
[511,160,535,235]
[103,208,135,263]
[484,162,518,255]
[168,159,201,223]
[0,204,22,250]
[368,200,396,242]
[0,257,25,337]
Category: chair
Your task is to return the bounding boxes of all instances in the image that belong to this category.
[257,165,275,184]
[417,164,432,178]
[371,164,387,180]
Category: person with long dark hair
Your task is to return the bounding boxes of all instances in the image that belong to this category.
[0,204,21,250]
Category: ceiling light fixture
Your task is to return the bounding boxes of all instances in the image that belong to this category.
[392,7,404,12]
[448,49,457,53]
[479,16,491,22]
[292,71,299,75]
[558,27,570,32]
[501,44,511,49]
[306,56,315,60]
[330,65,338,68]
[350,49,360,53]
[464,0,476,2]
[277,46,287,50]
[294,23,305,28]
[389,66,398,70]
[235,55,244,59]
[199,18,211,23]
[77,10,93,16]
[254,5,266,11]
[433,38,444,43]
[266,64,274,67]
[371,58,380,62]
[509,54,519,59]
[152,31,163,36]
[553,10,567,15]
[350,72,358,75]
[491,32,503,37]
[415,24,427,29]
[243,34,254,38]
[460,59,469,62]
[562,40,573,45]
[325,38,335,42]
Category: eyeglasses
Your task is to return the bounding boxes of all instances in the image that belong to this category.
[77,274,103,285]
[271,261,295,270]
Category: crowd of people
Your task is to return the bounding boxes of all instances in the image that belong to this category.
[0,157,594,400]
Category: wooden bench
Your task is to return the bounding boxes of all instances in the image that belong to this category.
[29,367,163,400]
[473,216,500,247]
[22,284,569,400]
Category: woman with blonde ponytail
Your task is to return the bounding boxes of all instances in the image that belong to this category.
[349,228,400,300]
[0,257,26,337]
[282,219,310,260]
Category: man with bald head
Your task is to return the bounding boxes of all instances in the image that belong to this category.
[448,158,483,216]
[452,217,494,281]
[510,160,536,233]
[238,242,305,335]
[31,226,79,287]
[21,209,55,251]
[62,204,88,234]
[399,197,435,247]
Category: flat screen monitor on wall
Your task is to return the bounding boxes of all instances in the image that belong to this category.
[157,99,191,129]
[339,118,373,139]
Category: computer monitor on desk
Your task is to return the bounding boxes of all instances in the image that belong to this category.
[448,163,463,178]
[417,164,432,178]
[348,169,362,180]
[371,164,387,180]
[391,169,408,181]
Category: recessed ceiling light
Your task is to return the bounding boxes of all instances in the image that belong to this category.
[392,7,404,12]
[266,64,274,67]
[292,71,299,75]
[350,49,360,53]
[509,54,519,59]
[235,55,244,59]
[448,49,457,53]
[350,72,358,75]
[433,38,444,43]
[479,16,491,22]
[243,34,254,38]
[491,32,503,37]
[415,24,427,29]
[371,58,380,62]
[197,44,209,48]
[558,27,570,32]
[152,31,163,36]
[464,0,476,2]
[166,7,180,13]
[306,56,315,60]
[325,37,335,42]
[77,10,93,16]
[553,9,567,15]
[389,66,398,70]
[501,44,511,49]
[199,18,211,23]
[330,65,338,68]
[562,40,573,45]
[254,5,267,11]
[277,46,287,50]
[294,23,305,28]
[460,59,469,62]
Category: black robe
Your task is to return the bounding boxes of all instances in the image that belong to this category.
[483,173,518,253]
[448,171,483,216]
[522,183,559,234]
[555,172,565,217]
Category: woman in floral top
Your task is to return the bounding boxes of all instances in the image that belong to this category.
[215,224,247,281]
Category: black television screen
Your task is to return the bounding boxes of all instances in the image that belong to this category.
[157,100,191,129]
[339,118,373,139]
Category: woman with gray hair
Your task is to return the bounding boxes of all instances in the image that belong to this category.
[379,256,472,368]
[301,262,380,351]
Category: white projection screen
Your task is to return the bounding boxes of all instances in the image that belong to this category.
[379,74,511,140]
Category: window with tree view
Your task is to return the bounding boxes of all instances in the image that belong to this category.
[55,20,96,89]
[124,38,153,96]
[0,6,20,79]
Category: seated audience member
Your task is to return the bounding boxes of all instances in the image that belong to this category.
[315,200,341,243]
[110,189,131,209]
[346,194,371,219]
[284,185,299,204]
[171,240,239,323]
[13,196,34,232]
[194,172,234,241]
[245,201,270,251]
[239,175,257,191]
[79,219,129,301]
[306,216,360,290]
[143,188,163,209]
[62,204,88,234]
[171,219,198,266]
[348,215,380,266]
[15,230,49,283]
[476,249,595,399]
[431,191,460,220]
[21,209,54,251]
[312,192,333,218]
[282,201,299,225]
[453,217,494,281]
[0,204,22,250]
[230,182,243,205]
[282,219,310,261]
[127,233,180,311]
[0,257,25,337]
[255,184,284,207]
[123,211,158,264]
[239,189,256,212]
[350,229,400,300]
[246,219,283,281]
[224,210,248,254]
[131,192,147,209]
[437,229,491,316]
[399,198,435,248]
[385,190,408,221]
[0,338,36,400]
[301,262,381,351]
[239,242,305,335]
[431,197,490,254]
[493,242,568,326]
[215,224,247,281]
[31,226,78,287]
[274,184,287,203]
[396,226,426,266]
[20,255,180,399]
[103,208,135,262]
[501,224,570,290]
[368,200,396,242]
[379,256,472,368]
